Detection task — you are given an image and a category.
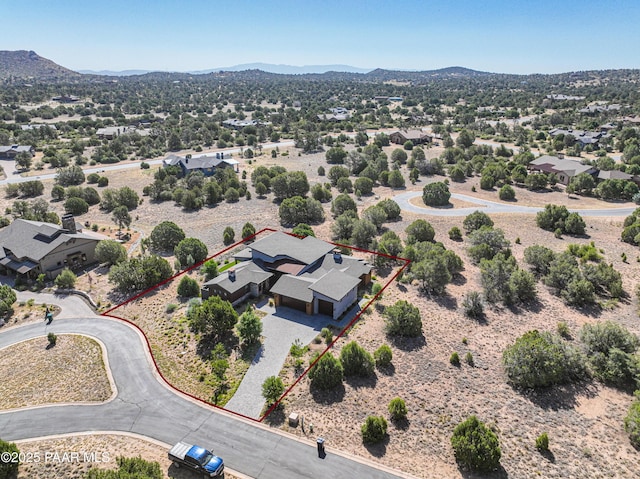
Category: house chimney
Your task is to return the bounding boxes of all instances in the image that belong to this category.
[228,269,236,282]
[61,213,77,233]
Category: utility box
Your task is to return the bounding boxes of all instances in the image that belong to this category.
[288,412,299,427]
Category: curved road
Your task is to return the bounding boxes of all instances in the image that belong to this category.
[0,292,408,479]
[393,191,637,217]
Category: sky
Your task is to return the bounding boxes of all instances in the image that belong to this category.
[1,0,639,74]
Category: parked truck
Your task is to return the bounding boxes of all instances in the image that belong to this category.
[168,441,224,477]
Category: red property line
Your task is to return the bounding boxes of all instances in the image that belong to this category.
[102,227,410,422]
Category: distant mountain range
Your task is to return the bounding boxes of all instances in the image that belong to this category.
[0,50,81,80]
[79,63,374,76]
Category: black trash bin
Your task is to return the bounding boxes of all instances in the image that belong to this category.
[316,437,325,457]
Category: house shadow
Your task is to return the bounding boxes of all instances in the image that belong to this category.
[519,380,598,411]
[364,435,389,458]
[310,383,345,404]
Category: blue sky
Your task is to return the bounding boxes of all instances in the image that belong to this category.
[2,0,639,74]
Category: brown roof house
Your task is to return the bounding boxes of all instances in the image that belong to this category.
[0,215,107,279]
[202,232,373,320]
[389,130,432,145]
[528,155,597,185]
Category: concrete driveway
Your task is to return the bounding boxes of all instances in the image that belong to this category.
[226,302,360,418]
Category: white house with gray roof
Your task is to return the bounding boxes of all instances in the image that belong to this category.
[201,232,373,319]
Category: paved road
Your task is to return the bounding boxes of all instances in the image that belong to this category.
[393,191,637,217]
[0,292,408,479]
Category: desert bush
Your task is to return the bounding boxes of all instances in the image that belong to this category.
[374,344,393,367]
[188,295,238,339]
[468,226,510,263]
[96,239,127,266]
[448,226,462,241]
[405,219,435,244]
[463,210,494,234]
[422,181,450,206]
[222,226,235,245]
[149,221,185,251]
[64,196,89,215]
[462,291,484,318]
[361,415,388,445]
[47,332,57,346]
[308,353,343,390]
[536,432,550,452]
[499,184,515,200]
[524,245,556,276]
[465,352,475,366]
[237,309,262,345]
[54,268,76,289]
[383,300,422,337]
[109,255,172,292]
[262,376,284,405]
[340,341,375,377]
[388,397,407,421]
[174,238,208,267]
[85,456,162,479]
[0,438,20,478]
[625,392,640,449]
[177,276,200,298]
[450,352,460,366]
[451,415,501,472]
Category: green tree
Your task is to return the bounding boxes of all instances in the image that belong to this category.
[384,300,422,337]
[354,177,374,195]
[331,193,357,217]
[456,129,475,149]
[524,245,556,276]
[64,196,89,215]
[468,226,510,263]
[525,173,548,190]
[279,196,325,226]
[54,268,77,289]
[463,211,494,234]
[111,205,131,231]
[262,376,285,405]
[325,146,347,164]
[150,221,185,251]
[377,198,401,221]
[51,184,66,201]
[18,180,44,197]
[391,148,408,164]
[291,223,315,237]
[15,150,32,170]
[568,173,596,195]
[374,344,393,368]
[174,238,208,267]
[340,341,375,377]
[499,184,515,201]
[328,165,350,186]
[624,392,640,449]
[479,253,517,303]
[351,219,377,248]
[56,165,85,186]
[201,259,219,280]
[225,187,240,203]
[189,295,238,339]
[308,353,343,390]
[451,416,501,473]
[95,239,127,265]
[412,256,451,294]
[388,397,407,421]
[388,169,405,189]
[177,276,200,297]
[0,438,20,478]
[223,226,235,245]
[241,222,256,239]
[422,182,450,206]
[237,308,263,345]
[0,285,17,316]
[361,416,388,445]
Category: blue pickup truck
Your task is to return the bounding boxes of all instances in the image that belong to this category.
[168,441,224,477]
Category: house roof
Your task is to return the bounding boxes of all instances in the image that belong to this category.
[270,275,315,302]
[249,232,335,265]
[0,145,34,154]
[203,261,273,294]
[0,219,103,263]
[309,269,361,301]
[303,253,373,280]
[529,155,595,177]
[162,154,238,171]
[390,130,431,141]
[597,170,633,181]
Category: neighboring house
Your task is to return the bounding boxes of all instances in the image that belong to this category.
[0,215,107,279]
[201,232,373,320]
[96,126,151,140]
[162,153,239,177]
[528,155,597,185]
[597,169,640,185]
[389,130,432,145]
[548,128,608,148]
[52,95,79,102]
[317,113,350,122]
[545,94,585,101]
[579,104,621,114]
[222,119,271,130]
[20,124,57,131]
[0,145,35,160]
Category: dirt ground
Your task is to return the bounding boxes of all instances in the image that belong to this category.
[3,142,640,478]
[15,434,244,479]
[0,334,112,410]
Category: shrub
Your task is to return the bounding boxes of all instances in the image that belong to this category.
[317,165,325,176]
[624,392,640,449]
[450,352,460,366]
[361,415,388,444]
[463,210,494,234]
[465,352,474,366]
[383,300,422,337]
[536,432,550,452]
[174,238,208,267]
[0,284,17,316]
[262,376,284,405]
[188,295,238,339]
[64,196,89,215]
[388,397,407,421]
[47,332,57,346]
[237,309,262,344]
[339,341,375,377]
[56,165,85,186]
[422,181,450,206]
[502,330,586,389]
[291,223,315,237]
[177,276,200,298]
[223,226,235,245]
[85,456,162,479]
[202,259,219,280]
[225,187,239,203]
[95,239,127,265]
[524,245,556,276]
[0,438,19,478]
[149,221,185,251]
[279,196,325,226]
[97,176,109,187]
[405,219,435,244]
[448,226,462,241]
[462,291,484,319]
[451,416,501,472]
[87,172,100,183]
[308,353,343,390]
[374,344,393,367]
[499,184,515,200]
[54,268,76,289]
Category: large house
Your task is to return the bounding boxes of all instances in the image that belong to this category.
[0,215,106,279]
[163,153,239,177]
[389,130,432,145]
[0,145,35,160]
[548,128,609,148]
[528,155,597,185]
[202,232,373,320]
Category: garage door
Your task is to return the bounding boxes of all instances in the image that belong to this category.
[281,296,307,312]
[318,299,333,316]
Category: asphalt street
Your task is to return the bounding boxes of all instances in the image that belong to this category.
[0,292,408,479]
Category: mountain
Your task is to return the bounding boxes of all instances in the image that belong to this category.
[0,50,81,80]
[79,63,373,76]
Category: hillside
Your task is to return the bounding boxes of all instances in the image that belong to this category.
[0,50,80,80]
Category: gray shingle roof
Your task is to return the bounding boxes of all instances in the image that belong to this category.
[270,275,315,302]
[0,219,102,262]
[529,156,595,177]
[249,232,335,265]
[203,261,272,294]
[309,269,360,301]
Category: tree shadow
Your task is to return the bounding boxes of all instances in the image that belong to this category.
[540,448,556,463]
[345,373,378,389]
[310,383,346,404]
[451,274,467,286]
[432,293,458,311]
[507,297,544,314]
[376,363,395,376]
[519,380,598,411]
[391,417,410,431]
[388,333,426,352]
[459,463,509,478]
[262,404,286,426]
[363,435,389,458]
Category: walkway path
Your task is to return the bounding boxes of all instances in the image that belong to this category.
[393,191,637,217]
[0,292,408,479]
